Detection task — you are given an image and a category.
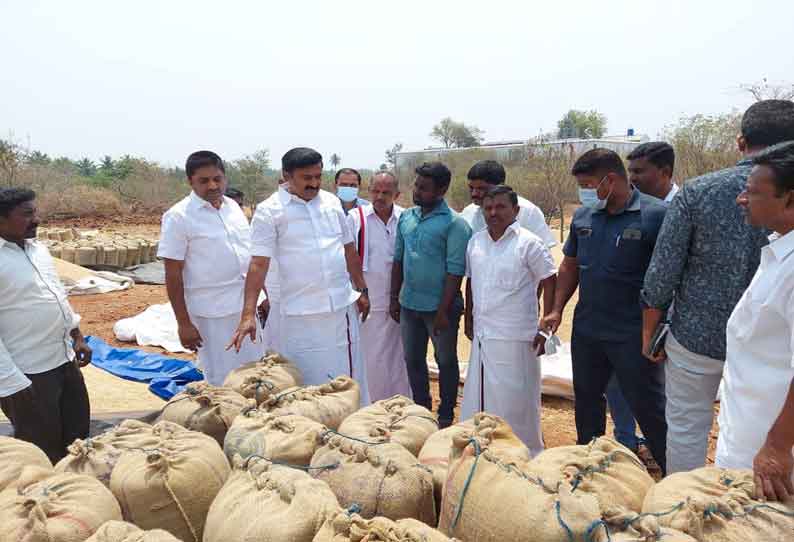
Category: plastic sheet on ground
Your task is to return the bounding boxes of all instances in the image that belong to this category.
[116,261,165,285]
[86,336,203,400]
[114,303,191,354]
[53,258,133,295]
[428,342,574,400]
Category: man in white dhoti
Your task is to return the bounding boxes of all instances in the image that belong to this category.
[461,186,557,456]
[229,148,371,404]
[159,150,265,385]
[348,171,411,402]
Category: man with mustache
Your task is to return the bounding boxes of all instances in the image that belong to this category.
[0,188,92,462]
[229,148,371,403]
[348,171,411,401]
[159,150,264,385]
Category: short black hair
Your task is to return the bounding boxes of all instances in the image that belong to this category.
[483,184,518,206]
[571,148,627,179]
[186,150,225,178]
[335,167,361,184]
[741,100,794,148]
[415,161,452,189]
[0,187,36,217]
[467,160,506,185]
[282,147,323,174]
[751,140,794,195]
[626,142,675,173]
[225,187,244,200]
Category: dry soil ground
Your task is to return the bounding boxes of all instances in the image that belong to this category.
[3,214,719,458]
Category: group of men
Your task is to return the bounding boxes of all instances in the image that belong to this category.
[1,100,793,502]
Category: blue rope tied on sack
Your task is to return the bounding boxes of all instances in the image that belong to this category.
[346,503,362,516]
[555,499,575,542]
[322,428,389,446]
[585,519,611,542]
[244,454,340,472]
[450,438,482,533]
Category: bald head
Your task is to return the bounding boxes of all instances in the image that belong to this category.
[369,171,401,218]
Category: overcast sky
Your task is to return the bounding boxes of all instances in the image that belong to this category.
[2,0,792,169]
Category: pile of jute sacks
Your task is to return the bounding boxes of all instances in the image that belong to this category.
[2,352,793,542]
[35,227,160,267]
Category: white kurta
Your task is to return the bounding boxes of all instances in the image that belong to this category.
[348,204,411,402]
[460,222,557,456]
[282,304,370,406]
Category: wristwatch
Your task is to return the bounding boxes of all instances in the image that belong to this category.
[356,287,369,296]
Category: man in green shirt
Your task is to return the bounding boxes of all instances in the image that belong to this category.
[390,162,472,427]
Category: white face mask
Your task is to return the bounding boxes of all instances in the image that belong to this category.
[337,186,359,203]
[578,175,611,210]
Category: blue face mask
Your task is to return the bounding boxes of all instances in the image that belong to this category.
[337,186,359,203]
[578,176,610,210]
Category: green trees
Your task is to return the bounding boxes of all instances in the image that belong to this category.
[385,142,403,169]
[430,118,484,148]
[662,113,742,182]
[330,153,341,170]
[556,109,607,139]
[233,149,273,208]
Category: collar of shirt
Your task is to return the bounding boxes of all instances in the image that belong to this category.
[410,199,451,221]
[278,186,323,208]
[594,188,641,215]
[664,183,680,203]
[0,236,30,249]
[188,190,227,211]
[487,220,522,243]
[767,229,794,262]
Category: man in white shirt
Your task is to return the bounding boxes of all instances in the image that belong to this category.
[348,171,411,402]
[256,178,288,354]
[461,186,557,455]
[0,188,92,462]
[716,141,794,501]
[460,160,556,248]
[627,142,679,203]
[159,151,264,386]
[229,148,371,404]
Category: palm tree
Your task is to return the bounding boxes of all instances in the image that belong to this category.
[330,153,341,171]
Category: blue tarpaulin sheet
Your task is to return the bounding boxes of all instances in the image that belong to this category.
[86,336,203,400]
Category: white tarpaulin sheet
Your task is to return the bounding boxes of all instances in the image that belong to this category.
[113,303,192,354]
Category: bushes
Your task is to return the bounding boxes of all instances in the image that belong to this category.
[37,184,127,218]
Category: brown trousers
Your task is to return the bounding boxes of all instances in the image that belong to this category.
[0,361,90,463]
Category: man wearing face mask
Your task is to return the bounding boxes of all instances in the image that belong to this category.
[541,148,669,474]
[335,168,370,215]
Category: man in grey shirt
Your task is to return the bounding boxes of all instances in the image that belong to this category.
[642,99,794,474]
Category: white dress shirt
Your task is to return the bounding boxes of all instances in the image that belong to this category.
[0,238,80,397]
[157,192,252,319]
[461,195,557,248]
[348,204,403,312]
[250,188,358,317]
[716,230,794,469]
[465,222,557,341]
